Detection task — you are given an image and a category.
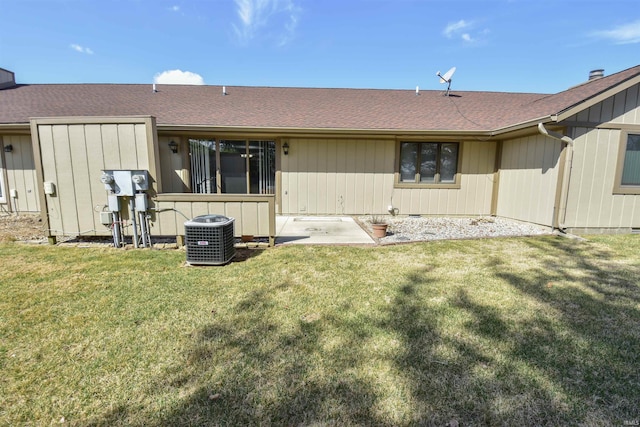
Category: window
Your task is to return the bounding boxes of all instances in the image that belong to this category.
[189,138,275,195]
[614,132,640,194]
[398,141,460,187]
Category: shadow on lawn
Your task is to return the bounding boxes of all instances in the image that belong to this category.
[87,237,639,426]
[144,284,385,425]
[488,238,640,423]
[370,237,639,425]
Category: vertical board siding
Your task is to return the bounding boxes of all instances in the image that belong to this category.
[153,196,274,238]
[281,138,495,216]
[52,125,80,234]
[2,135,39,212]
[282,138,395,215]
[37,121,151,238]
[563,84,640,229]
[496,135,561,226]
[394,141,496,216]
[117,125,139,169]
[565,127,639,228]
[158,136,189,193]
[577,83,640,124]
[622,84,639,124]
[68,125,95,235]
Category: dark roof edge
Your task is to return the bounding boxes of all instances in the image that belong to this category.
[555,66,640,121]
[157,124,497,138]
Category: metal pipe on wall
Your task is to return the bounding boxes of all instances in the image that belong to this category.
[112,211,122,247]
[129,197,139,248]
[138,211,150,248]
[538,123,574,231]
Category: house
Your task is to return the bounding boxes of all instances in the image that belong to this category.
[1,65,639,245]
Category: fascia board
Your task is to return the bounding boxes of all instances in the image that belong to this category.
[555,74,640,122]
[156,124,494,139]
[30,115,153,125]
[0,123,31,133]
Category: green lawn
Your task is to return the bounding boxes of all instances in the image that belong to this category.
[1,235,639,426]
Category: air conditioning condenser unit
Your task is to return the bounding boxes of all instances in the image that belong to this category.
[184,215,235,265]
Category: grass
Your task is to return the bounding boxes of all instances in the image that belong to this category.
[1,235,639,426]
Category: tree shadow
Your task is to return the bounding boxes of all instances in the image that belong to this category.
[84,236,639,426]
[136,280,387,426]
[491,238,640,421]
[381,236,639,425]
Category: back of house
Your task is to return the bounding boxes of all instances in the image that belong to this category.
[1,65,639,243]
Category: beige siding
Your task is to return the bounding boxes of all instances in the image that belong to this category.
[496,135,562,226]
[35,119,154,238]
[562,83,640,230]
[154,194,275,240]
[564,127,640,230]
[1,135,39,212]
[572,83,640,125]
[394,141,497,215]
[158,136,189,192]
[282,138,394,215]
[281,138,496,215]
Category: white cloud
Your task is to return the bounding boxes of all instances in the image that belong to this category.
[443,20,471,38]
[170,5,180,12]
[70,44,94,54]
[592,20,640,44]
[442,19,489,44]
[153,69,205,85]
[233,0,301,46]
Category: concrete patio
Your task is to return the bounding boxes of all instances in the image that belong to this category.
[275,216,375,245]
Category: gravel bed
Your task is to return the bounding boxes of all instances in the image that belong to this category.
[359,216,551,243]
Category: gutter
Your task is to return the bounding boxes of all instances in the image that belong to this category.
[0,123,31,134]
[537,123,574,231]
[157,124,496,139]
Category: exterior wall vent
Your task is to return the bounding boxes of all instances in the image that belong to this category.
[588,69,604,80]
[185,215,235,265]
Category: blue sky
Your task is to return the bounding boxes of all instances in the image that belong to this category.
[1,0,639,93]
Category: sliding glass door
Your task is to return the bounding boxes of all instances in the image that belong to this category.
[189,138,275,195]
[189,139,217,193]
[249,140,275,194]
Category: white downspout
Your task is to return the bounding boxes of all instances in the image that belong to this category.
[538,123,574,231]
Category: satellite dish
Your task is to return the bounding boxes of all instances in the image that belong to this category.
[436,66,456,96]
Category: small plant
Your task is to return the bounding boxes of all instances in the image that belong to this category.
[370,215,386,225]
[369,215,389,238]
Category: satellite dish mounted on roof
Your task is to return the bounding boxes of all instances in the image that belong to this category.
[436,66,456,96]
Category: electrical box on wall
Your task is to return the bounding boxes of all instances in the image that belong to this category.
[100,211,113,225]
[44,181,56,196]
[135,193,148,212]
[101,170,149,196]
[108,194,120,212]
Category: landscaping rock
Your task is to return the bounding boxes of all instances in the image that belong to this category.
[359,216,550,243]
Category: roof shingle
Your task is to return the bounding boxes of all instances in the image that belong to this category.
[1,65,639,133]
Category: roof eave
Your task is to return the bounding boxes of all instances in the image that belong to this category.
[157,124,495,138]
[0,123,31,133]
[490,116,556,137]
[555,73,640,122]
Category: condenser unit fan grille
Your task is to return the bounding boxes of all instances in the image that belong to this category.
[185,215,235,265]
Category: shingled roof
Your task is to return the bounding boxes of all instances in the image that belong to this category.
[1,65,639,133]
